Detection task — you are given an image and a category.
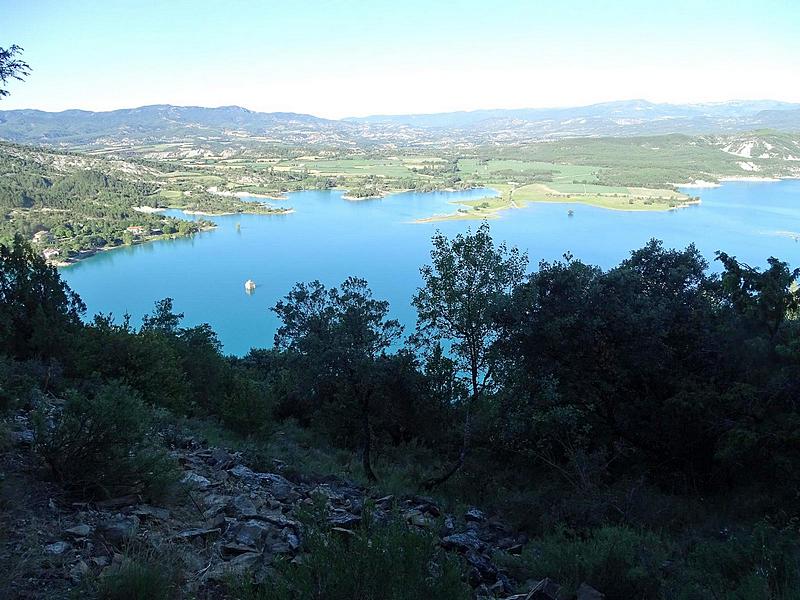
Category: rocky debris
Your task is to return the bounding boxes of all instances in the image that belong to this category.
[404,508,435,528]
[69,559,89,581]
[172,526,221,541]
[98,515,139,546]
[64,524,92,537]
[3,407,603,599]
[495,578,606,600]
[327,510,362,529]
[181,471,212,489]
[525,577,562,600]
[465,507,487,523]
[45,541,71,555]
[466,550,499,586]
[441,532,488,554]
[133,504,171,521]
[232,520,271,547]
[257,509,300,530]
[11,428,35,446]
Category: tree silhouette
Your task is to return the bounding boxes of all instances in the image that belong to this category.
[0,45,31,98]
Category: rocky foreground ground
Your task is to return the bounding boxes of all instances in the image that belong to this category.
[1,409,603,599]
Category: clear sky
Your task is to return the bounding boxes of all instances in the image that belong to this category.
[2,0,800,118]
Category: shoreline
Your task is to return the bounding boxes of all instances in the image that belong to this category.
[207,186,288,201]
[676,174,800,189]
[718,176,782,182]
[54,226,216,268]
[674,180,721,188]
[181,208,295,216]
[341,186,479,202]
[342,189,400,201]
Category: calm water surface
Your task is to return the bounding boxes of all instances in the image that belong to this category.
[61,181,800,355]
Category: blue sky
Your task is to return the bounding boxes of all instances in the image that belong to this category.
[2,0,799,117]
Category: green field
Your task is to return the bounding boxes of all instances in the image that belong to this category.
[512,183,690,211]
[418,180,694,222]
[274,158,415,177]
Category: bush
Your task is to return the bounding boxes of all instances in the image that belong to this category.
[673,524,800,600]
[520,525,667,599]
[33,383,177,499]
[94,545,181,600]
[234,507,470,600]
[0,356,62,413]
[217,375,272,436]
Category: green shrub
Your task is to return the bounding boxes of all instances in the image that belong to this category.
[521,525,667,599]
[95,545,181,600]
[673,524,800,600]
[33,383,177,500]
[234,509,470,600]
[0,356,62,413]
[217,375,272,436]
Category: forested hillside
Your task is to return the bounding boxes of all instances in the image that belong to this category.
[0,143,294,261]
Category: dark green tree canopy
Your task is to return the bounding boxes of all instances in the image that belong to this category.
[0,235,84,358]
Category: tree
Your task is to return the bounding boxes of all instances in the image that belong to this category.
[0,235,85,359]
[273,277,402,481]
[412,222,527,487]
[140,297,184,336]
[0,45,30,98]
[717,251,800,338]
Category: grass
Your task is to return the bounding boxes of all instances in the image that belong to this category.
[231,508,470,600]
[417,179,691,222]
[495,523,800,600]
[511,183,689,211]
[93,544,182,600]
[546,182,629,194]
[157,189,184,201]
[275,158,415,177]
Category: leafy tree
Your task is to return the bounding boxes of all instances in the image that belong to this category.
[0,235,85,359]
[370,349,455,448]
[494,242,727,488]
[412,222,527,487]
[140,297,184,335]
[0,45,30,98]
[75,311,190,414]
[273,277,402,481]
[717,251,800,338]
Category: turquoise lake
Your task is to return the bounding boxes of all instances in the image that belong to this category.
[61,181,800,356]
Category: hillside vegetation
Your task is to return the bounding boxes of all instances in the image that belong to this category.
[0,143,290,261]
[1,228,799,599]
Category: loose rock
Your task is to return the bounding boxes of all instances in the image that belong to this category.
[45,541,71,555]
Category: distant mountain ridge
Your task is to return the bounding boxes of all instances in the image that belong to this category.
[0,99,798,148]
[345,99,800,131]
[0,104,347,146]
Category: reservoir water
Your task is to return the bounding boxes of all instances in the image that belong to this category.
[61,181,800,355]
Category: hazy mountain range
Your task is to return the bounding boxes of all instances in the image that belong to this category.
[0,100,798,148]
